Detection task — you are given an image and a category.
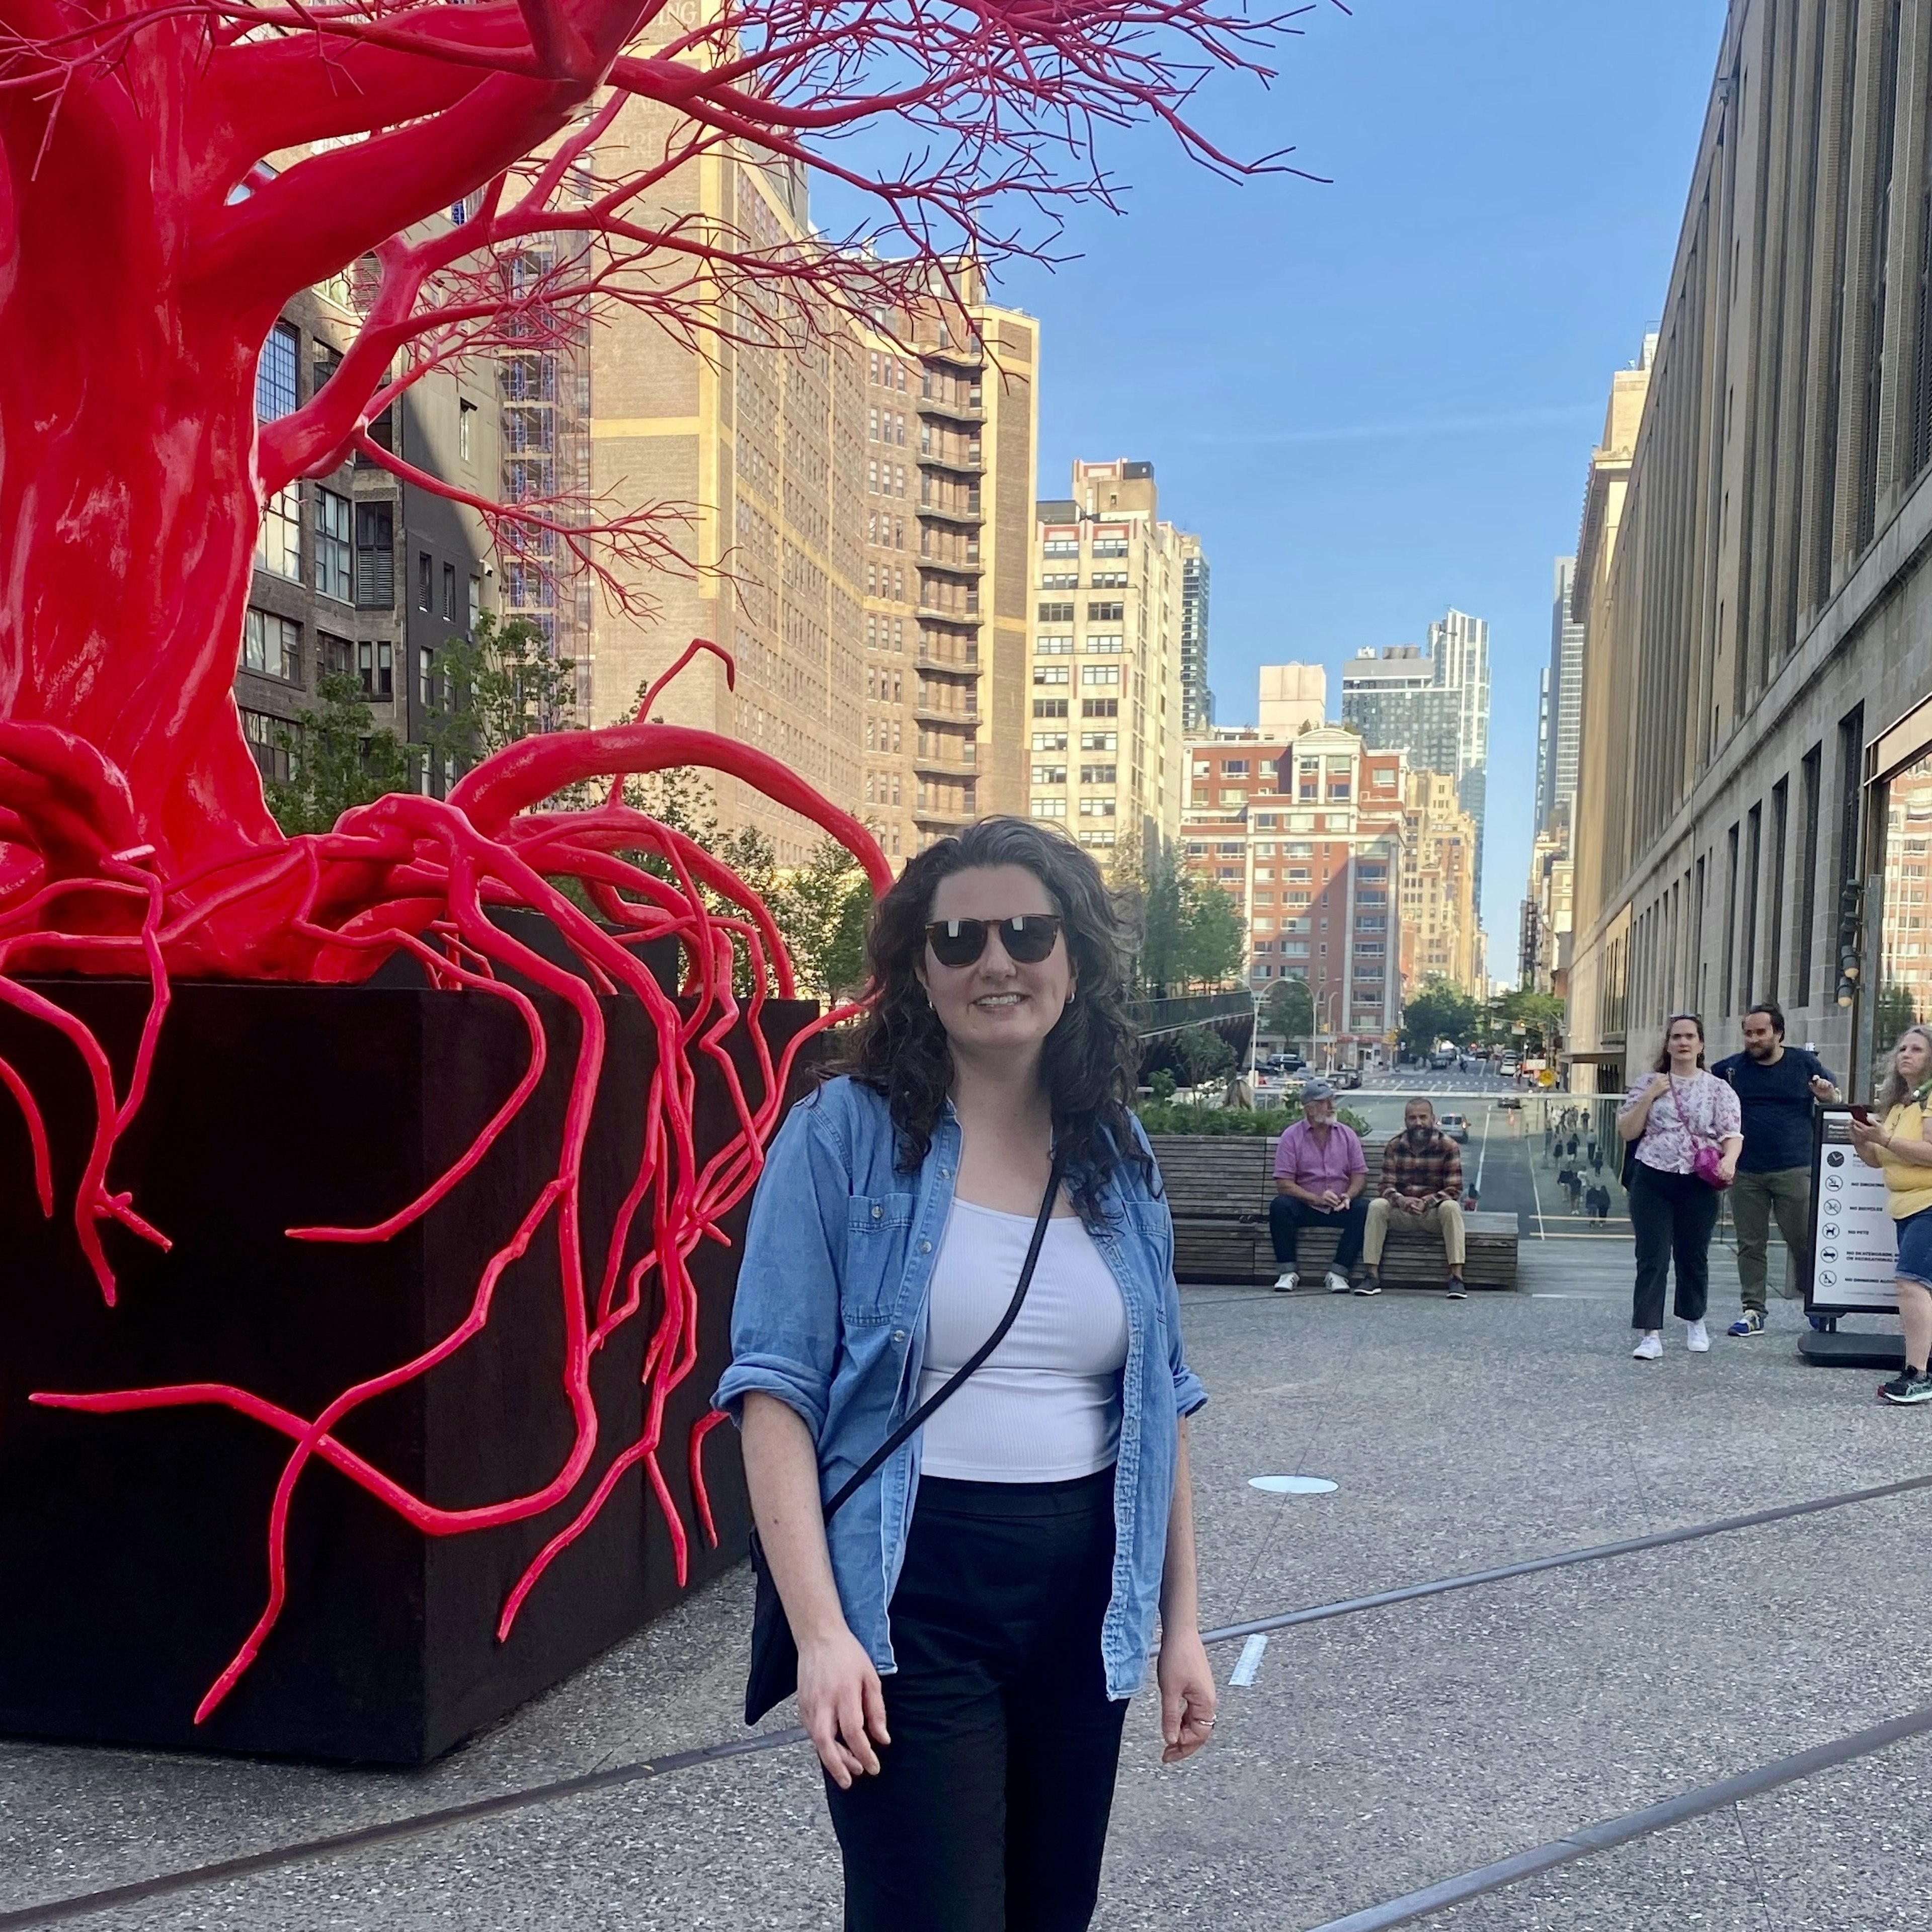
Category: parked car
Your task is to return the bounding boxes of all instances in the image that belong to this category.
[1333,1067,1363,1090]
[1439,1112,1470,1143]
[1497,1057,1520,1079]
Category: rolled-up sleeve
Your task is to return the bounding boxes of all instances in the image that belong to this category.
[711,1096,850,1438]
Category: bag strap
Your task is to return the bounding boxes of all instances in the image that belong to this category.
[822,1146,1067,1525]
[1667,1070,1711,1149]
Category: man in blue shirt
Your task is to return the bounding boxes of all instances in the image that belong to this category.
[1712,1003,1840,1336]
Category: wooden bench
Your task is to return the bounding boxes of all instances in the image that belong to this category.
[1149,1132,1519,1291]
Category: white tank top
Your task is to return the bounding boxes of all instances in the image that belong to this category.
[916,1198,1130,1482]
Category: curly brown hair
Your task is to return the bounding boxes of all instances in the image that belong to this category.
[832,817,1151,1220]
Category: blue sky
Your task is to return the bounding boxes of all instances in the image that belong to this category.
[984,0,1730,980]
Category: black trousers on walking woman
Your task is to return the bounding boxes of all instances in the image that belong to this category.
[824,1467,1127,1932]
[1628,1160,1721,1329]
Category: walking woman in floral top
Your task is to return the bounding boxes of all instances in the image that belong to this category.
[1616,1014,1743,1359]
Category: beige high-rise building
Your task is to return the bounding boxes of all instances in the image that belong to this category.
[1257,664,1327,739]
[1399,769,1483,997]
[1027,460,1187,861]
[583,113,865,863]
[858,278,1038,863]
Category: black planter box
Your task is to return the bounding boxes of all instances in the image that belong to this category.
[0,933,815,1764]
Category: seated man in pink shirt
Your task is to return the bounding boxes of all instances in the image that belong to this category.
[1269,1080,1369,1294]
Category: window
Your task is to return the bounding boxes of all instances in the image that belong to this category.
[317,631,353,676]
[1091,572,1128,589]
[354,501,393,607]
[255,321,299,422]
[1742,803,1762,1003]
[1038,602,1075,623]
[239,708,290,781]
[418,552,434,612]
[1797,745,1823,1006]
[1042,538,1079,557]
[1035,635,1073,654]
[469,576,481,629]
[1080,765,1116,785]
[1078,797,1116,817]
[420,645,437,708]
[256,484,301,580]
[1091,537,1129,558]
[1033,732,1069,751]
[1768,778,1790,1000]
[358,638,394,700]
[1041,574,1079,590]
[1031,765,1068,785]
[1083,633,1123,653]
[442,562,456,621]
[1033,665,1070,685]
[1081,732,1117,752]
[313,489,351,602]
[1223,760,1249,776]
[459,399,477,464]
[1723,823,1740,1016]
[1080,665,1120,687]
[242,608,300,681]
[1082,698,1118,718]
[1033,698,1069,718]
[1086,601,1124,622]
[1031,797,1068,818]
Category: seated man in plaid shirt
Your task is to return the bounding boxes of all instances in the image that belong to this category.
[1361,1097,1467,1298]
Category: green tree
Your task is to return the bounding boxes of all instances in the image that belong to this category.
[1489,987,1566,1054]
[264,670,417,836]
[1171,1024,1236,1088]
[420,611,581,780]
[1182,878,1246,988]
[1399,978,1483,1055]
[1135,841,1189,994]
[1262,974,1314,1041]
[776,838,874,1002]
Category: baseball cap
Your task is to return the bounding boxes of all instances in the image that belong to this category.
[1301,1079,1336,1103]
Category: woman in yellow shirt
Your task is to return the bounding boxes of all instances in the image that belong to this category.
[1848,1023,1932,1403]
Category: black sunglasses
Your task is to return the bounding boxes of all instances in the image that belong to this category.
[924,914,1064,968]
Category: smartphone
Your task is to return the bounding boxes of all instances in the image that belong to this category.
[1849,1104,1871,1123]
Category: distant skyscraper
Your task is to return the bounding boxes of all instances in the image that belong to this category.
[1533,664,1552,833]
[1340,609,1490,917]
[1179,534,1212,733]
[1257,663,1326,737]
[1542,557,1585,833]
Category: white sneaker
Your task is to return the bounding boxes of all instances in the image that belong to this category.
[1686,1320,1711,1353]
[1632,1333,1663,1361]
[1325,1270,1352,1296]
[1273,1271,1299,1294]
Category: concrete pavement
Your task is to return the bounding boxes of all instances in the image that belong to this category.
[1,1236,1924,1930]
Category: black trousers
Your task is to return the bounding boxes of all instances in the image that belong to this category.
[825,1468,1126,1932]
[1269,1192,1367,1268]
[1628,1161,1721,1329]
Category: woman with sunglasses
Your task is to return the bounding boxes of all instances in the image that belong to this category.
[1616,1012,1742,1359]
[715,817,1214,1931]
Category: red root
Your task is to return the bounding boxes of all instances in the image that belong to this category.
[6,648,881,1722]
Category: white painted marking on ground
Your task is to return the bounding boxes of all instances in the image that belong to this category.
[1249,1474,1339,1495]
[1475,1105,1492,1193]
[1229,1634,1268,1686]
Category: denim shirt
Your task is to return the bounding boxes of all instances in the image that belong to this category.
[713,1075,1206,1701]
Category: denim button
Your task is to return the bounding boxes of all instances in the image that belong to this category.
[892,1329,907,1343]
[871,1204,882,1220]
[919,1239,932,1253]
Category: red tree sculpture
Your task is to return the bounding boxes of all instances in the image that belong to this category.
[0,0,1296,1720]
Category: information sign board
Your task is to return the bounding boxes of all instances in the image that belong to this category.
[1809,1109,1899,1314]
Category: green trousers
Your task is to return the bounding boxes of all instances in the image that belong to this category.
[1729,1166,1812,1312]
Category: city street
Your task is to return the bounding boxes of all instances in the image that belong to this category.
[0,1224,1901,1931]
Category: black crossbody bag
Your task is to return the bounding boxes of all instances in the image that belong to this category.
[744,1149,1067,1726]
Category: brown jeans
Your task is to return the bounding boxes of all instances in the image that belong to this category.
[1364,1196,1466,1268]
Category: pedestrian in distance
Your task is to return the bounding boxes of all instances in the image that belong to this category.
[1269,1078,1368,1294]
[1589,1141,1603,1175]
[1362,1097,1468,1298]
[1847,1023,1932,1405]
[717,818,1215,1931]
[1712,1002,1840,1337]
[1618,1013,1743,1360]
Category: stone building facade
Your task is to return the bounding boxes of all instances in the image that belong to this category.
[1566,0,1932,1094]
